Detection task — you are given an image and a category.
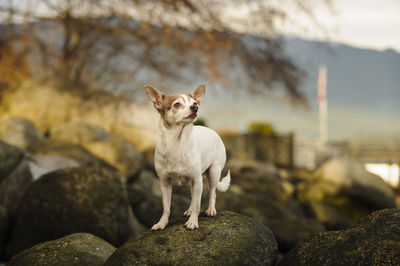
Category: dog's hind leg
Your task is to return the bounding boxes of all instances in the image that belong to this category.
[205,164,221,217]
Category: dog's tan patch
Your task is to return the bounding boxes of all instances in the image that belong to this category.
[160,94,186,128]
[162,94,183,110]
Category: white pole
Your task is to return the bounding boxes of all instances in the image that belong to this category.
[319,100,328,144]
[317,65,328,145]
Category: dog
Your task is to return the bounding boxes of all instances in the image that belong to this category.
[144,84,231,230]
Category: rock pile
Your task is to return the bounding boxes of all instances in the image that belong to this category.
[279,208,400,266]
[0,115,398,265]
[105,212,278,266]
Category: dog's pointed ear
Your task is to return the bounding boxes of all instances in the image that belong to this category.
[189,84,206,103]
[144,85,165,110]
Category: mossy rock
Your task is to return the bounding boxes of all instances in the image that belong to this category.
[209,169,310,251]
[0,142,33,218]
[297,159,396,227]
[8,233,116,266]
[7,167,143,257]
[279,209,400,266]
[105,211,278,266]
[0,205,8,260]
[0,141,24,181]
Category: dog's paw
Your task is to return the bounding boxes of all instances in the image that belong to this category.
[183,208,192,217]
[151,222,167,231]
[185,218,199,230]
[205,207,217,217]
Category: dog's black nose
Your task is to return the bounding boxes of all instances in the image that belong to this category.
[190,103,198,111]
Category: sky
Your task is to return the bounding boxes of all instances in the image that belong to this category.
[1,0,399,52]
[279,0,400,52]
[2,0,400,52]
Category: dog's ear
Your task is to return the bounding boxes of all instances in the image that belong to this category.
[189,84,206,103]
[144,85,165,110]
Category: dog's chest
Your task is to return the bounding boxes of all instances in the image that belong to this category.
[155,142,199,185]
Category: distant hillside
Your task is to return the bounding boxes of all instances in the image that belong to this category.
[203,37,400,141]
[284,37,400,115]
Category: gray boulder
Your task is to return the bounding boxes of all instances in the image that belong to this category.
[28,154,81,180]
[50,122,143,178]
[7,167,144,257]
[0,117,43,149]
[279,208,400,266]
[8,233,116,266]
[26,138,114,179]
[105,211,278,266]
[27,139,111,168]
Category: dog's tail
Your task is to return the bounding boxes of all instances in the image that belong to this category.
[217,170,231,192]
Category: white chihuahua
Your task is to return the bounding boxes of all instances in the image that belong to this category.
[144,84,231,230]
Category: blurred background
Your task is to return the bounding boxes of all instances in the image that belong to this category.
[0,0,399,261]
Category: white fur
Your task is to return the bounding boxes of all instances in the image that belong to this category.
[144,85,230,230]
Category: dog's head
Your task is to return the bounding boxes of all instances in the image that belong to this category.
[144,84,205,127]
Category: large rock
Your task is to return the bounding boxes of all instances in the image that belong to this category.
[0,117,43,149]
[0,78,157,151]
[105,212,278,266]
[0,141,25,181]
[8,233,116,266]
[27,139,111,168]
[211,161,325,251]
[298,158,396,224]
[279,208,400,266]
[0,142,33,217]
[7,167,144,257]
[50,122,144,178]
[26,138,113,179]
[0,205,8,261]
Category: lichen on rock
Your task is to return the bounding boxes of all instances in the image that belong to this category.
[7,167,144,257]
[7,233,116,266]
[279,208,400,266]
[105,211,278,266]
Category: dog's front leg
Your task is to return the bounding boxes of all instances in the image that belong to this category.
[185,177,202,229]
[151,179,172,230]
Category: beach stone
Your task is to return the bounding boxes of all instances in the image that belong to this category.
[8,233,116,266]
[105,211,278,266]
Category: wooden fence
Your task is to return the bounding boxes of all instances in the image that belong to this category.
[221,133,294,168]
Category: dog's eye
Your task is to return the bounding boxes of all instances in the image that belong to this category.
[174,102,181,108]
